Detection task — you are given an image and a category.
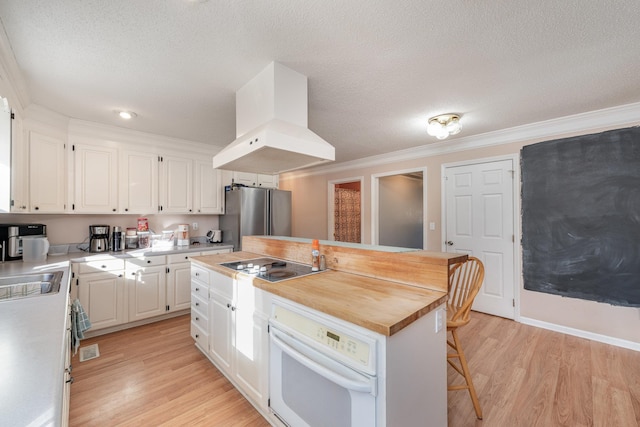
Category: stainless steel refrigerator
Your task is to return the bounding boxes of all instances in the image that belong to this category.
[220,187,292,251]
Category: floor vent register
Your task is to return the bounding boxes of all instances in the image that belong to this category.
[79,343,100,362]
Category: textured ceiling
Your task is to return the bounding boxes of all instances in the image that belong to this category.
[1,1,639,163]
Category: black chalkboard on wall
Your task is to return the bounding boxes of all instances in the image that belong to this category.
[521,126,640,307]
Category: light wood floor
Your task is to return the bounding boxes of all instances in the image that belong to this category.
[448,312,640,427]
[70,313,640,427]
[69,315,269,427]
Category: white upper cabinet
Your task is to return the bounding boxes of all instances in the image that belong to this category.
[232,171,278,188]
[29,131,67,213]
[72,143,119,213]
[159,154,193,214]
[120,149,158,214]
[194,159,224,214]
[10,110,28,212]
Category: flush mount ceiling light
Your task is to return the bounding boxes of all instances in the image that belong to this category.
[116,110,137,120]
[427,113,462,140]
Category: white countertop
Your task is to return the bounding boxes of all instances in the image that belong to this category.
[0,242,232,426]
[0,259,71,427]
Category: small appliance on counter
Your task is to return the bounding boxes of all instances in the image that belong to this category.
[0,223,47,262]
[89,225,110,253]
[177,224,189,246]
[112,226,123,252]
[206,229,222,243]
[22,236,49,263]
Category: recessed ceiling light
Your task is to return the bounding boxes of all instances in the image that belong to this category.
[117,110,137,120]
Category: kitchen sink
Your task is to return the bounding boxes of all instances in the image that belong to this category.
[0,270,64,301]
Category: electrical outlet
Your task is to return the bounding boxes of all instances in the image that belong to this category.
[192,222,198,231]
[435,309,444,333]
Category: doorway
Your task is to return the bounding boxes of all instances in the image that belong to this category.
[328,178,363,243]
[372,168,426,249]
[442,156,519,319]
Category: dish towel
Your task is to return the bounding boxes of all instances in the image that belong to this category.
[71,298,92,355]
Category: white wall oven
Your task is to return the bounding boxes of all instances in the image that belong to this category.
[269,299,379,427]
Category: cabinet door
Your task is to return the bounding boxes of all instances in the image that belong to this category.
[159,154,192,213]
[257,174,278,188]
[209,293,233,373]
[120,149,158,214]
[167,261,191,312]
[73,143,118,213]
[194,160,223,214]
[29,131,66,213]
[127,264,167,322]
[232,171,257,187]
[233,277,268,406]
[10,110,28,212]
[78,271,126,330]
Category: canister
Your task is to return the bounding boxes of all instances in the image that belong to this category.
[137,217,149,232]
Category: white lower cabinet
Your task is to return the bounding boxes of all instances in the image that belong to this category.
[191,264,270,412]
[126,256,167,322]
[74,260,126,330]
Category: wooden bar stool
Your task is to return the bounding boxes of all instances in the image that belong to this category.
[447,256,484,420]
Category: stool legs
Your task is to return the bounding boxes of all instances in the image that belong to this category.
[447,328,482,420]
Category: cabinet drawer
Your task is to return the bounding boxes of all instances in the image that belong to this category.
[168,252,199,264]
[191,292,208,315]
[190,322,209,351]
[127,255,166,267]
[191,265,210,284]
[210,271,233,301]
[191,281,208,299]
[191,310,208,330]
[77,259,125,274]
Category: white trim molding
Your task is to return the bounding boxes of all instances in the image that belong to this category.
[283,101,640,180]
[520,316,640,352]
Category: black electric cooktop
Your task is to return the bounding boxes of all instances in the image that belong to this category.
[219,257,323,283]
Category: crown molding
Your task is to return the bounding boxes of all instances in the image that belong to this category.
[68,118,218,155]
[0,20,30,111]
[283,102,640,179]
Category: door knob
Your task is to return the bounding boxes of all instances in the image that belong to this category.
[446,241,454,246]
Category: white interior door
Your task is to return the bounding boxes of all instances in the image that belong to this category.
[444,158,516,319]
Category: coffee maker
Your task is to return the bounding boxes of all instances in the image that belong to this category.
[89,225,110,253]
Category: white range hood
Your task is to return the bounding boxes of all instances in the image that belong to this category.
[212,62,335,174]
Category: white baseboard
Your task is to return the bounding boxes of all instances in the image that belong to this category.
[519,316,640,352]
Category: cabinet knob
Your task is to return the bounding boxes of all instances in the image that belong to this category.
[231,306,236,311]
[147,260,151,264]
[195,287,199,291]
[34,206,39,210]
[125,208,129,212]
[185,256,189,260]
[195,334,199,338]
[195,302,199,306]
[195,317,199,321]
[226,303,231,308]
[112,208,116,212]
[195,272,199,276]
[101,265,107,269]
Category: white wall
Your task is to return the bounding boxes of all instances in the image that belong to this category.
[279,107,640,348]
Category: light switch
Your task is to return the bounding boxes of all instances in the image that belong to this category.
[429,222,436,231]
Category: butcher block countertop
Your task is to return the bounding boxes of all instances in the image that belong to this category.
[191,250,450,336]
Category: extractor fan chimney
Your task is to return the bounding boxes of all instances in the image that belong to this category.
[212,62,335,174]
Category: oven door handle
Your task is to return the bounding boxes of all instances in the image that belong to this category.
[271,327,375,394]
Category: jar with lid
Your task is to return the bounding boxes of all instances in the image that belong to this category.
[137,217,149,232]
[137,231,150,249]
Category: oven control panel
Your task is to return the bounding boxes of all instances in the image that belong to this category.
[272,305,372,369]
